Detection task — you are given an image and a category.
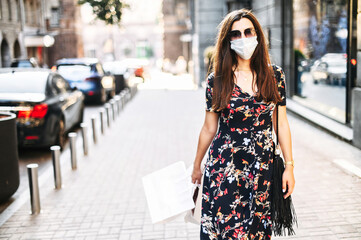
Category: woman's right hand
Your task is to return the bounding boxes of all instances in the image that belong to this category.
[191,166,203,186]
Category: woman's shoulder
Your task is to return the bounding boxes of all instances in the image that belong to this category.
[271,64,284,74]
[207,72,215,80]
[271,64,285,82]
[206,72,215,86]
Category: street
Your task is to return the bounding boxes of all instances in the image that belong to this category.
[0,69,196,215]
[0,70,361,239]
[0,104,108,214]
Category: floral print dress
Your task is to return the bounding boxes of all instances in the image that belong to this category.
[200,65,286,240]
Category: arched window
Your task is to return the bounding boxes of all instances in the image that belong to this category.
[1,39,11,67]
[14,40,21,58]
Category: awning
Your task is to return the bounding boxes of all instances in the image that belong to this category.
[24,35,55,47]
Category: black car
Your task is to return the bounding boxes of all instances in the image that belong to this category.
[103,61,129,94]
[0,68,84,149]
[55,58,116,104]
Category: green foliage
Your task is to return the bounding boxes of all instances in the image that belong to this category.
[78,0,129,25]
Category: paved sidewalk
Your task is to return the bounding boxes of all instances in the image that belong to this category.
[1,74,361,239]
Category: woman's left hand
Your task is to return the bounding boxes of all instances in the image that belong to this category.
[282,166,295,199]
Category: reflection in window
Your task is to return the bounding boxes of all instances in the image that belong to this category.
[293,0,348,123]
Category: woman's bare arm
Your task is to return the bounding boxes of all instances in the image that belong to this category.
[273,106,295,198]
[275,106,293,165]
[192,111,219,184]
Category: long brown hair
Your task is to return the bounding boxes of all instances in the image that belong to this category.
[211,9,281,111]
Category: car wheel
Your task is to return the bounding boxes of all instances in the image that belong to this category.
[99,88,107,104]
[56,119,66,150]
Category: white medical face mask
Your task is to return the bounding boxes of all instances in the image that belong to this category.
[230,36,258,60]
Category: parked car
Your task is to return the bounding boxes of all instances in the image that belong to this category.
[122,58,149,82]
[310,53,347,86]
[103,61,128,94]
[0,68,84,149]
[10,58,40,68]
[55,58,115,104]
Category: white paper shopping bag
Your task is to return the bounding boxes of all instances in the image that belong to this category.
[184,165,203,224]
[142,161,195,224]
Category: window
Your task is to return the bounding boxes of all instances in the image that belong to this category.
[0,0,2,20]
[0,72,48,94]
[25,0,31,24]
[227,0,252,12]
[293,0,348,123]
[50,7,60,27]
[16,0,20,22]
[57,65,92,81]
[7,0,11,21]
[53,76,70,94]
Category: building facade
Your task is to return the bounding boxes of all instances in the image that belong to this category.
[192,0,252,85]
[191,0,361,148]
[0,0,25,67]
[162,0,193,62]
[46,0,84,67]
[251,0,357,146]
[81,0,163,64]
[0,0,83,68]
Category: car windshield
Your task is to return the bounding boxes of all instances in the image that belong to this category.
[57,65,91,81]
[325,60,346,68]
[0,72,48,93]
[103,62,126,74]
[11,61,33,68]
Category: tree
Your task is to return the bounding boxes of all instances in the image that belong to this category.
[78,0,129,25]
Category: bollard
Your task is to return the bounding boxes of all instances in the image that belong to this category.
[109,99,116,121]
[50,146,62,189]
[131,86,134,99]
[91,116,97,144]
[126,89,131,102]
[80,123,89,156]
[105,103,111,127]
[121,92,126,108]
[123,89,128,103]
[114,95,121,115]
[27,164,41,214]
[99,109,105,134]
[68,132,77,170]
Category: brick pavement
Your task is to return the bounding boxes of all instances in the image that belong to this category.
[1,74,361,239]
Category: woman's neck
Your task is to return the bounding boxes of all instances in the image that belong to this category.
[235,58,251,71]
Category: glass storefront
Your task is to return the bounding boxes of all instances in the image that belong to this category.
[293,0,348,123]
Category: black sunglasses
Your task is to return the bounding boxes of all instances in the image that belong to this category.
[229,28,257,39]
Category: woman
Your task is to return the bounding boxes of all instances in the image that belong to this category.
[191,9,295,239]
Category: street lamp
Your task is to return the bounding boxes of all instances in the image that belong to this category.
[43,35,55,47]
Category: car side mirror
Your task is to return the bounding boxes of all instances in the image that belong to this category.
[71,86,78,91]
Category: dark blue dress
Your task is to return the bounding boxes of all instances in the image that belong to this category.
[200,65,286,239]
